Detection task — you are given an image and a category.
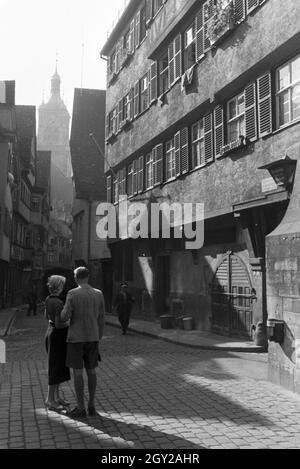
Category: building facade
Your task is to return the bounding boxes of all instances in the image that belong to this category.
[101,0,300,391]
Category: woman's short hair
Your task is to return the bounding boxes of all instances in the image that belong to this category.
[47,275,66,295]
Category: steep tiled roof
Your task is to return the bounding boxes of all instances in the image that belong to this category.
[15,105,36,168]
[70,88,106,201]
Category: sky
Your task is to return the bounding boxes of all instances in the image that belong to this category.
[0,0,127,114]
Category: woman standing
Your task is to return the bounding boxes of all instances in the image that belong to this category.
[44,275,70,410]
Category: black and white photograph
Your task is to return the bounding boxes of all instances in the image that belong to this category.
[1,0,300,456]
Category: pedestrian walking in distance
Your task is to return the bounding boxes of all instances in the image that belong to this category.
[61,267,105,419]
[27,286,37,316]
[114,282,134,335]
[44,275,71,411]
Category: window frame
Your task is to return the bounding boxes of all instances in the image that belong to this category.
[165,137,176,182]
[140,73,149,113]
[183,21,196,72]
[145,152,154,190]
[191,119,205,169]
[226,91,246,143]
[275,54,300,129]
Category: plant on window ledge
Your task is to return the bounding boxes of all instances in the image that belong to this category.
[206,0,235,48]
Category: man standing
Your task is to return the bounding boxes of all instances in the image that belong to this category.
[114,282,134,335]
[61,267,105,418]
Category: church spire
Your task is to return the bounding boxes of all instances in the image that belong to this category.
[51,57,61,98]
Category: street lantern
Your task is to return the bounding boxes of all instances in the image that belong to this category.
[258,155,297,192]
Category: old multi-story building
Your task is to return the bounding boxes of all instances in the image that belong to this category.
[101,0,300,392]
[70,88,112,309]
[0,81,16,307]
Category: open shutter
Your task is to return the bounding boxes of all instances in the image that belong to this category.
[135,11,141,49]
[129,19,135,54]
[203,0,214,52]
[107,175,112,203]
[257,72,272,137]
[234,0,246,23]
[196,7,204,62]
[129,88,134,121]
[174,131,181,177]
[117,98,123,131]
[174,35,182,82]
[244,82,257,142]
[133,160,138,195]
[150,61,158,103]
[204,112,214,163]
[246,0,259,14]
[155,144,163,185]
[181,127,189,174]
[168,42,175,86]
[214,105,224,159]
[133,81,140,118]
[105,113,110,140]
[146,0,153,26]
[138,156,144,193]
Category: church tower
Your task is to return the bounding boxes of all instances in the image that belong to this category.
[37,65,73,221]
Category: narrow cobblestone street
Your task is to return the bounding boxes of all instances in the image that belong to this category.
[1,309,300,450]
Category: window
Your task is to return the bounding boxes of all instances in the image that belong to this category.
[276,54,300,128]
[159,51,169,95]
[184,22,196,71]
[168,35,182,86]
[123,92,132,121]
[140,74,149,113]
[110,51,116,75]
[191,120,205,168]
[227,92,245,142]
[140,6,147,42]
[166,138,176,181]
[31,196,40,212]
[113,174,119,204]
[145,153,154,189]
[107,175,112,203]
[127,162,137,197]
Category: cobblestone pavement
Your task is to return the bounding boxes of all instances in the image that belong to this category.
[1,310,300,449]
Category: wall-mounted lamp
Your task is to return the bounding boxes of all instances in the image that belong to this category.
[258,155,297,192]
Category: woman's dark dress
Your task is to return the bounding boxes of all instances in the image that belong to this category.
[45,295,70,386]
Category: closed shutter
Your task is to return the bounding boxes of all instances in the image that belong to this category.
[150,61,158,103]
[146,0,153,26]
[246,0,259,14]
[203,0,214,52]
[214,105,224,159]
[135,11,141,49]
[204,112,214,163]
[129,20,135,54]
[117,98,123,131]
[174,131,181,177]
[181,127,189,174]
[133,81,140,118]
[234,0,246,23]
[138,156,144,193]
[133,160,138,195]
[107,175,112,203]
[196,7,204,62]
[257,72,272,137]
[154,144,163,185]
[174,35,182,82]
[168,42,175,86]
[244,82,257,142]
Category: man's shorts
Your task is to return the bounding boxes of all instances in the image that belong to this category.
[66,342,99,370]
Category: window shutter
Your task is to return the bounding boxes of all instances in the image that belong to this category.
[174,131,181,177]
[203,0,214,52]
[244,82,257,142]
[154,144,163,185]
[135,11,141,49]
[107,56,112,83]
[150,61,158,103]
[133,81,140,118]
[204,112,214,163]
[168,42,175,86]
[133,160,138,195]
[115,44,120,74]
[174,35,182,82]
[138,156,144,193]
[214,105,224,159]
[129,19,135,53]
[234,0,246,23]
[118,39,125,69]
[107,175,112,203]
[146,0,153,26]
[181,127,189,174]
[196,7,204,62]
[129,88,134,121]
[257,72,272,137]
[117,98,123,131]
[105,113,110,140]
[246,0,259,14]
